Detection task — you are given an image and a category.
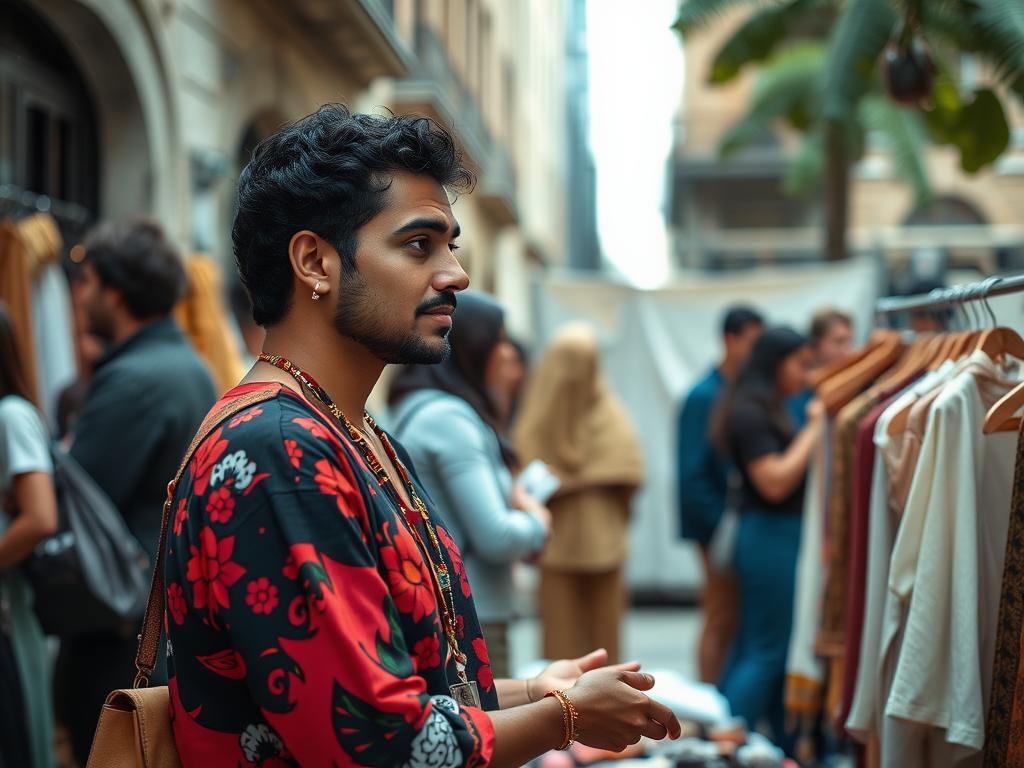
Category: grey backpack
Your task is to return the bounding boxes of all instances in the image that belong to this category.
[23,447,149,636]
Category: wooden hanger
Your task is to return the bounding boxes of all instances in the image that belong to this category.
[984,380,1024,434]
[817,331,904,414]
[945,331,974,362]
[874,333,937,392]
[928,332,959,370]
[808,329,886,390]
[977,326,1024,362]
[885,332,954,437]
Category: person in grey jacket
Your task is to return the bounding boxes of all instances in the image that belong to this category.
[389,291,550,678]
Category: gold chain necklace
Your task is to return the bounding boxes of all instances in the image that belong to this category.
[258,353,481,707]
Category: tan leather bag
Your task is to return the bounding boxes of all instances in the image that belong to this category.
[85,387,281,768]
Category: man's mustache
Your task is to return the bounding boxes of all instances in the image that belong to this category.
[416,293,458,316]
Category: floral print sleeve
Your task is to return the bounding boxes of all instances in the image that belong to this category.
[165,384,496,768]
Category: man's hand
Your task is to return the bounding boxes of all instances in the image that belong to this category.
[568,668,682,751]
[526,648,641,703]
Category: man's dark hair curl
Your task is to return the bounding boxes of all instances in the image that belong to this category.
[232,104,476,326]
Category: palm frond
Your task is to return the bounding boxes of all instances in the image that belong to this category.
[967,0,1024,101]
[856,94,931,201]
[673,0,764,36]
[781,129,826,195]
[922,1,984,53]
[709,0,827,83]
[718,43,825,157]
[817,0,896,125]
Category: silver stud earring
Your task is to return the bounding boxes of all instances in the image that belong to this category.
[312,281,321,301]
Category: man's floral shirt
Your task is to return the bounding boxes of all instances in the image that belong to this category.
[164,383,497,768]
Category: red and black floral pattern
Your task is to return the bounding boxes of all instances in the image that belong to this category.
[165,383,496,768]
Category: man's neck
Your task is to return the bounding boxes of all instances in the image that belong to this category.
[718,356,739,381]
[259,322,385,420]
[110,314,157,347]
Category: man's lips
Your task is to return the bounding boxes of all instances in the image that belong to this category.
[421,306,455,316]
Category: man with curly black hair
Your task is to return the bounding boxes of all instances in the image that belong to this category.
[164,105,680,768]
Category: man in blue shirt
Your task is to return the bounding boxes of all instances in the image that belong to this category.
[677,306,763,684]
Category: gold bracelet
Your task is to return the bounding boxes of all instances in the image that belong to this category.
[544,690,580,750]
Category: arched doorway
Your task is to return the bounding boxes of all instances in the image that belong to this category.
[24,0,181,234]
[0,0,98,242]
[903,196,987,227]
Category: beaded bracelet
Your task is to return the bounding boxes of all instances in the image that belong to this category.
[544,690,581,750]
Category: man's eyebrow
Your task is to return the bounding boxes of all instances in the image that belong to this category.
[393,217,460,239]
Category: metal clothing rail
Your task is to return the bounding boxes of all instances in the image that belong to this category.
[875,274,1024,317]
[0,184,92,227]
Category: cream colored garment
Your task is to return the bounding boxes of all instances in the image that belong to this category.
[870,362,973,768]
[785,425,827,712]
[173,255,247,396]
[515,323,643,571]
[884,355,1016,757]
[869,353,1016,768]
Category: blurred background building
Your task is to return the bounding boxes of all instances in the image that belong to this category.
[668,8,1024,290]
[0,0,601,340]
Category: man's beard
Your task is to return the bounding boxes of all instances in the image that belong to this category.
[85,296,116,342]
[332,271,453,365]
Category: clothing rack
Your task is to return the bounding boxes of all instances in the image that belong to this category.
[0,184,92,228]
[875,274,1024,318]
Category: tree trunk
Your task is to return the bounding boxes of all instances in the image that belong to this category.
[824,124,849,261]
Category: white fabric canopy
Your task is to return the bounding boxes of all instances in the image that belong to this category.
[533,257,885,592]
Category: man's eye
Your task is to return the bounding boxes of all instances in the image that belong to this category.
[408,239,428,252]
[449,243,460,253]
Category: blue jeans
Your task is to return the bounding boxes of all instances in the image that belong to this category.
[719,510,802,751]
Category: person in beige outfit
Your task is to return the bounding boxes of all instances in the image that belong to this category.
[515,323,643,663]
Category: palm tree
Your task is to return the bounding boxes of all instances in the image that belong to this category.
[673,0,1024,260]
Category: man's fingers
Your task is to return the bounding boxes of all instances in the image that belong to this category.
[606,660,642,673]
[619,670,655,691]
[640,718,669,742]
[644,698,682,740]
[573,648,609,672]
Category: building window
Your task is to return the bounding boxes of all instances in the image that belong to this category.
[0,0,97,213]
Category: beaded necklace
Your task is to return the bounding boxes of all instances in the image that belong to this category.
[258,353,480,707]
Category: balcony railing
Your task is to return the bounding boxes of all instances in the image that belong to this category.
[393,23,518,223]
[267,0,412,85]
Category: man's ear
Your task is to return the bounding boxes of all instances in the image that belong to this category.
[104,284,128,314]
[288,230,333,299]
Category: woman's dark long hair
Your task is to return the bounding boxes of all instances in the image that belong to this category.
[389,291,517,466]
[712,326,808,459]
[0,302,33,402]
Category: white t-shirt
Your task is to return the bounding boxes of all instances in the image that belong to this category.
[0,395,52,532]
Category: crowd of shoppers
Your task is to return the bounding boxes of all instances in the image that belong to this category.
[1,215,218,768]
[0,104,868,768]
[58,218,217,766]
[676,305,855,754]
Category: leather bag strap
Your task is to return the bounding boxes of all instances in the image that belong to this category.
[134,385,282,684]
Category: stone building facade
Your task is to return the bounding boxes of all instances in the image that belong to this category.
[1,0,593,338]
